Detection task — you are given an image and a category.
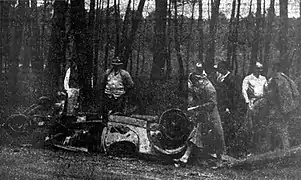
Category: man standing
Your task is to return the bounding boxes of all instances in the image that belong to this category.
[242,62,267,154]
[100,56,134,118]
[265,62,300,150]
[175,62,226,167]
[64,61,80,116]
[216,61,246,156]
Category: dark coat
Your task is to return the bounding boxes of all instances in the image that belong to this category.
[188,74,226,154]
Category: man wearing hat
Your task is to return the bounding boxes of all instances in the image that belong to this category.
[177,62,225,168]
[100,56,134,118]
[64,60,80,116]
[216,61,246,156]
[242,62,267,154]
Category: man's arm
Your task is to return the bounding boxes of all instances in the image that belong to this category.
[242,76,250,104]
[121,70,134,90]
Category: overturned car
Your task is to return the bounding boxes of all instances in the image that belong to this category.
[101,109,192,158]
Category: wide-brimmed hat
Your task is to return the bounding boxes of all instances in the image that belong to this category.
[112,56,123,65]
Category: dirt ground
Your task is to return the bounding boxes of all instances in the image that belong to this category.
[0,145,301,180]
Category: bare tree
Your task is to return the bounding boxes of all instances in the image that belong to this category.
[93,0,101,88]
[151,0,167,80]
[249,0,261,72]
[114,0,120,56]
[226,0,236,64]
[166,0,172,78]
[31,0,43,74]
[0,1,10,79]
[121,0,146,69]
[9,0,26,96]
[186,0,196,70]
[279,0,289,75]
[205,0,221,69]
[173,0,184,90]
[103,0,110,70]
[232,0,240,74]
[46,0,67,94]
[263,0,275,76]
[198,0,204,63]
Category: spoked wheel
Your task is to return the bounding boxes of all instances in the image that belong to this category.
[147,108,192,157]
[6,114,31,137]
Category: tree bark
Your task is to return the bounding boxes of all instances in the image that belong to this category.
[114,0,120,56]
[31,0,43,74]
[104,0,110,70]
[166,0,172,78]
[263,0,275,76]
[205,0,221,70]
[186,0,196,75]
[226,0,236,65]
[45,0,67,95]
[198,0,204,63]
[279,0,289,75]
[88,0,95,87]
[232,0,240,74]
[9,0,26,97]
[151,0,167,80]
[0,2,10,79]
[173,0,184,91]
[249,0,261,72]
[23,0,30,72]
[121,0,146,69]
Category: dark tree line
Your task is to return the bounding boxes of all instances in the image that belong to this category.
[0,0,299,115]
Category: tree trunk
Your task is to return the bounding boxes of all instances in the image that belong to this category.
[0,2,10,79]
[279,0,289,75]
[263,0,275,76]
[104,0,110,70]
[186,0,196,76]
[140,19,146,75]
[205,0,221,70]
[114,0,120,56]
[226,0,236,65]
[88,0,95,86]
[173,0,184,91]
[198,0,203,63]
[45,0,67,95]
[136,30,141,77]
[9,1,26,97]
[41,0,46,67]
[121,0,146,69]
[93,0,101,88]
[166,0,172,78]
[232,0,240,74]
[120,0,131,57]
[151,0,167,80]
[249,0,261,72]
[23,0,30,72]
[31,0,43,74]
[71,0,92,110]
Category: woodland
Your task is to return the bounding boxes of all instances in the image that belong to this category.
[0,0,300,154]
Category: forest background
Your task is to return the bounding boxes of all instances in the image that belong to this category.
[1,0,301,152]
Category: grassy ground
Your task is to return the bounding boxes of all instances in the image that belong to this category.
[1,146,301,180]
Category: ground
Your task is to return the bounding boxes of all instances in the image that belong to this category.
[1,146,301,180]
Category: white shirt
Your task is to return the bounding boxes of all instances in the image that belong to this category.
[242,73,267,103]
[64,68,71,90]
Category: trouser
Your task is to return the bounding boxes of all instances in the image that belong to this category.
[66,88,80,116]
[246,97,268,153]
[101,94,126,120]
[268,108,290,150]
